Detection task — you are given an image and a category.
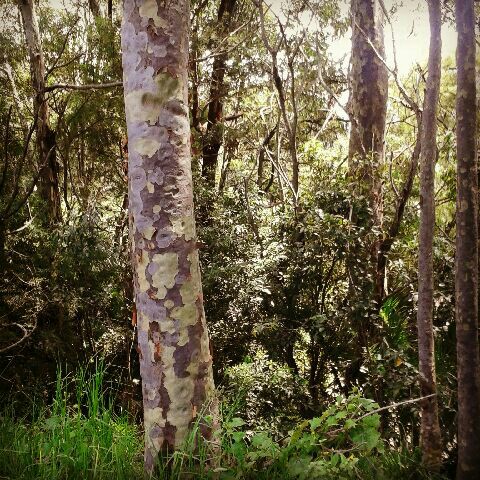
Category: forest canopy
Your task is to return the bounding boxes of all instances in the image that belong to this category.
[0,0,479,478]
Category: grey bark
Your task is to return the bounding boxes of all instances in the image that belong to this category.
[121,0,216,472]
[18,0,61,224]
[416,0,442,468]
[455,0,480,477]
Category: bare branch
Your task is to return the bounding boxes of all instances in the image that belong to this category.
[0,319,37,354]
[45,81,123,92]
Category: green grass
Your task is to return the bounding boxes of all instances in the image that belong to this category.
[0,364,445,480]
[0,363,143,480]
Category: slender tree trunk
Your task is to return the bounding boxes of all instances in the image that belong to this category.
[88,0,101,17]
[201,0,237,187]
[18,0,61,224]
[455,0,480,477]
[121,0,216,472]
[416,0,442,468]
[347,0,388,343]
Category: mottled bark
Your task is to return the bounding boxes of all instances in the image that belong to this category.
[121,0,216,472]
[455,0,480,478]
[348,0,388,304]
[416,0,442,468]
[201,0,237,187]
[18,0,61,224]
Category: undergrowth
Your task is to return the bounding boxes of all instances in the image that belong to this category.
[0,362,445,479]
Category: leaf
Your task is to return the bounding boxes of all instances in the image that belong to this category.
[227,417,245,429]
[344,419,356,429]
[289,420,310,446]
[251,432,275,450]
[232,431,245,443]
[309,417,322,431]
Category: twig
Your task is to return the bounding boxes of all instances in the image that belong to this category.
[326,394,436,438]
[0,319,37,354]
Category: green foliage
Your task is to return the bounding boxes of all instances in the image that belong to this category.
[0,365,438,480]
[224,349,308,433]
[217,391,385,480]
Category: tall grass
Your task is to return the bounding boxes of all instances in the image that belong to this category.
[0,362,143,480]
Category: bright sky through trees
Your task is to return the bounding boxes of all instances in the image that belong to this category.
[268,0,457,75]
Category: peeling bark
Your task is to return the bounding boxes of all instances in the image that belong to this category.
[455,0,480,478]
[416,0,442,468]
[121,0,216,472]
[18,0,61,224]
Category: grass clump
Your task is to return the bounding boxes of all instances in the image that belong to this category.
[0,362,142,480]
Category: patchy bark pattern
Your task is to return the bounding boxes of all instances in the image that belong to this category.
[348,0,388,303]
[455,0,480,478]
[121,0,215,471]
[416,0,442,468]
[18,0,61,224]
[201,0,237,187]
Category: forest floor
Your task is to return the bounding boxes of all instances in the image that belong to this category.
[0,364,448,480]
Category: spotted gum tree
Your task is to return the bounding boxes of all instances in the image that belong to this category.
[120,0,216,471]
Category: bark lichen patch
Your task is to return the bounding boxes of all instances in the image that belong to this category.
[142,225,156,240]
[150,252,178,299]
[144,406,166,452]
[125,88,161,125]
[147,167,165,186]
[179,250,201,304]
[155,72,181,102]
[132,137,161,157]
[139,0,168,30]
[171,303,199,346]
[136,250,151,292]
[170,215,195,241]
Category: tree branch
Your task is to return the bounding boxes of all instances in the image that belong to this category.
[45,81,123,92]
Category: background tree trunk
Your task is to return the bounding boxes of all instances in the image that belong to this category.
[201,0,237,187]
[455,0,480,478]
[416,0,442,468]
[18,0,61,224]
[121,0,216,472]
[347,0,388,354]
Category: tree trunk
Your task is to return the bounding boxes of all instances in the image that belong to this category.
[121,0,216,472]
[201,0,237,187]
[416,0,442,468]
[88,0,101,17]
[455,0,480,478]
[18,0,61,224]
[347,0,388,338]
